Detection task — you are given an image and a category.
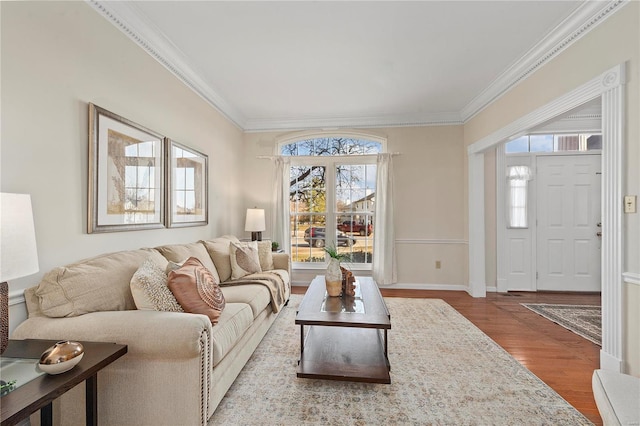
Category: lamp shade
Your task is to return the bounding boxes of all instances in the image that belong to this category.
[244,208,266,232]
[1,193,39,282]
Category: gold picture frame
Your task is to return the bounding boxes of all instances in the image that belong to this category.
[166,139,208,228]
[88,103,165,233]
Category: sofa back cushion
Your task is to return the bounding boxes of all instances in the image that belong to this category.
[35,248,164,317]
[202,235,240,282]
[155,242,221,283]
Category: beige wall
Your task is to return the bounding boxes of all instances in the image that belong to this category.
[1,2,245,330]
[243,125,468,287]
[465,2,640,374]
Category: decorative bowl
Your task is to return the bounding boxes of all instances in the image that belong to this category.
[38,340,84,375]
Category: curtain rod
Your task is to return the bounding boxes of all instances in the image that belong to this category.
[257,152,401,160]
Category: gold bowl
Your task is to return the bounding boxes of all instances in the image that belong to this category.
[38,340,84,375]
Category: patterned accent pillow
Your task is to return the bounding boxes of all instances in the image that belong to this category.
[230,241,262,280]
[130,258,183,312]
[257,241,274,271]
[167,257,225,325]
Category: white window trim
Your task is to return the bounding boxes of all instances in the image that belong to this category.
[276,131,387,271]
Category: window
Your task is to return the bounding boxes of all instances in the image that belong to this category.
[281,137,382,267]
[507,166,531,228]
[505,133,601,154]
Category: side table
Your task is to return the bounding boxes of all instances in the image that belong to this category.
[0,339,127,426]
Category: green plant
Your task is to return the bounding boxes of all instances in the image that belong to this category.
[0,379,16,396]
[271,241,279,251]
[324,243,347,261]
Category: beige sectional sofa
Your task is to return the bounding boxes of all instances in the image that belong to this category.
[12,236,291,426]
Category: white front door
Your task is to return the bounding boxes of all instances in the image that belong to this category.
[536,154,601,292]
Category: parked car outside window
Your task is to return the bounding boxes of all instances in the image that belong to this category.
[337,220,372,236]
[303,227,356,248]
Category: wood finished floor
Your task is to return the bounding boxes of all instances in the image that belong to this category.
[291,286,602,425]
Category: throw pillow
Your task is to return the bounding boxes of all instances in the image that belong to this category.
[130,258,184,312]
[229,241,262,280]
[167,257,225,325]
[257,241,274,271]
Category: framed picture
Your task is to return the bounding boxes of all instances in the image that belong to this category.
[88,103,165,233]
[166,139,208,227]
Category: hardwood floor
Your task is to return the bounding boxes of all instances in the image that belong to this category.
[291,286,602,424]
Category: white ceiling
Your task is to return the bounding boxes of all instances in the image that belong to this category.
[90,1,623,131]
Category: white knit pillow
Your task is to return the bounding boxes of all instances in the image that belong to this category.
[130,258,183,312]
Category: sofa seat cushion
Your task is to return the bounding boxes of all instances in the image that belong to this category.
[34,248,165,318]
[211,303,253,366]
[221,284,270,319]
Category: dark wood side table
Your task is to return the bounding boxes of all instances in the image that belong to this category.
[0,339,127,426]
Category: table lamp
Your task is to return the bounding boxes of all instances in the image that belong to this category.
[244,208,265,241]
[1,193,39,354]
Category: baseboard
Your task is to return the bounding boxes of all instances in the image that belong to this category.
[600,350,623,372]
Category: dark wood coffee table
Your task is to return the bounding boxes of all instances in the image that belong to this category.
[1,339,127,426]
[295,276,391,383]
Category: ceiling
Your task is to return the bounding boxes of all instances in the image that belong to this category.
[90,1,622,131]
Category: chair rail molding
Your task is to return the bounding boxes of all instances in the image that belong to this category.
[623,272,640,286]
[467,63,626,373]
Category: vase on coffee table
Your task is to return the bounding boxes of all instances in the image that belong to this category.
[325,257,343,296]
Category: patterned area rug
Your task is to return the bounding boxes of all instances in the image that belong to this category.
[521,303,601,346]
[210,296,591,425]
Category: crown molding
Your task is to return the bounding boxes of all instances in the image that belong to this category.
[88,0,627,132]
[243,112,463,133]
[460,0,627,122]
[86,0,247,130]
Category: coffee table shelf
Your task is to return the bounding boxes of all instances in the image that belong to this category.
[295,276,391,384]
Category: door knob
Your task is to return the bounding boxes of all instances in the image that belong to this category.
[597,222,602,227]
[596,231,602,237]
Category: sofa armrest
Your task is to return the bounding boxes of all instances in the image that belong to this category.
[272,252,291,276]
[12,310,212,359]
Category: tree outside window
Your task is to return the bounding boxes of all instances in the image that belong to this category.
[281,137,382,266]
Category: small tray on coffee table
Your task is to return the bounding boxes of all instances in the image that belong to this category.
[295,275,391,384]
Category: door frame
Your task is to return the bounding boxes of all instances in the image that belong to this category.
[468,63,625,372]
[499,152,602,292]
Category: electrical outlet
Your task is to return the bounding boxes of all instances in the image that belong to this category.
[435,260,441,269]
[624,195,637,213]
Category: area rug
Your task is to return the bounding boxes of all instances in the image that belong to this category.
[210,296,591,425]
[522,303,601,346]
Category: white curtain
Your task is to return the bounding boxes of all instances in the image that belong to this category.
[372,153,397,285]
[271,156,291,252]
[507,165,531,228]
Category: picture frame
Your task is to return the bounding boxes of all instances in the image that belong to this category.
[166,139,208,228]
[88,103,166,233]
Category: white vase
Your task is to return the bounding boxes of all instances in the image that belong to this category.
[325,258,342,297]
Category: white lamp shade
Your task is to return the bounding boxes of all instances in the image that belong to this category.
[1,193,39,282]
[244,208,266,232]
